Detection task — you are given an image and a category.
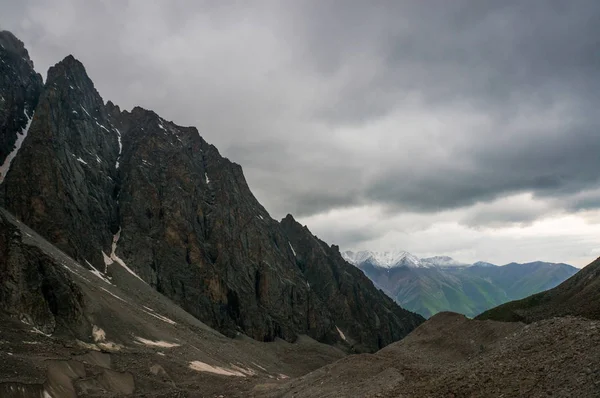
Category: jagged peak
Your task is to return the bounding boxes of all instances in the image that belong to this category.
[46,54,94,88]
[0,30,26,55]
[0,30,36,70]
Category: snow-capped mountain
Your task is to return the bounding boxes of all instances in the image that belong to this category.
[342,250,426,269]
[420,256,470,268]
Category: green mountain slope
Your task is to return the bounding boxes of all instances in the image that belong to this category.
[356,261,578,318]
[477,257,600,323]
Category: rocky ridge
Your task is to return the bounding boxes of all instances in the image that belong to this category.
[0,31,43,179]
[0,33,424,352]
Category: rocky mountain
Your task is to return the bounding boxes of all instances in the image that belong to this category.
[0,32,423,354]
[345,251,578,318]
[0,31,43,181]
[342,250,422,269]
[0,207,347,397]
[478,256,600,323]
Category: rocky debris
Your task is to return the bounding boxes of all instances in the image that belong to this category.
[0,31,43,175]
[0,32,424,349]
[281,215,424,352]
[258,312,600,398]
[478,256,600,323]
[0,207,346,397]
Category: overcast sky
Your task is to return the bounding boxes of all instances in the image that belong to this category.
[2,0,599,267]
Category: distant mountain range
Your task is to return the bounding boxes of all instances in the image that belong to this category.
[343,250,579,318]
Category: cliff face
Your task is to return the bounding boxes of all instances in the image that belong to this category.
[2,56,121,270]
[281,215,425,352]
[0,34,424,352]
[0,31,43,176]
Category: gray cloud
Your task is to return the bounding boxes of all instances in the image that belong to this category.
[1,0,600,264]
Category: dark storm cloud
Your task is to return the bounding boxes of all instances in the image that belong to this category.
[2,0,600,227]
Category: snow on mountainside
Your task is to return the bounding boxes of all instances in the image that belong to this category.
[342,251,493,269]
[342,250,426,269]
[421,256,470,268]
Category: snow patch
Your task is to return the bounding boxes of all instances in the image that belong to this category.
[141,307,177,325]
[95,121,110,132]
[0,110,33,184]
[288,242,296,257]
[81,106,91,117]
[336,326,346,341]
[99,286,125,302]
[134,336,180,348]
[76,157,88,165]
[85,260,112,284]
[205,172,210,184]
[96,155,101,163]
[251,362,267,372]
[31,328,52,337]
[189,361,246,377]
[114,128,122,169]
[92,325,106,342]
[110,228,144,282]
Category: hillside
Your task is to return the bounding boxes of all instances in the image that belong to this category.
[258,312,600,397]
[345,251,578,318]
[477,256,600,323]
[0,207,347,397]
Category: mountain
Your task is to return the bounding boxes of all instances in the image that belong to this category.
[342,250,423,268]
[421,255,471,267]
[0,31,43,182]
[0,206,348,397]
[345,250,578,318]
[477,256,600,323]
[0,32,423,355]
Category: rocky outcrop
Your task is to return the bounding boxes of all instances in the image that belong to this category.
[281,215,425,351]
[0,31,43,175]
[0,33,424,351]
[0,209,87,337]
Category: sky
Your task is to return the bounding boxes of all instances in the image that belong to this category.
[1,0,599,267]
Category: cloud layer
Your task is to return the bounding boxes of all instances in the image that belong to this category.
[2,0,599,266]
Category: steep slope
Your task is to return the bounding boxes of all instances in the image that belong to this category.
[0,31,43,179]
[478,256,600,322]
[0,36,423,350]
[281,216,424,352]
[0,207,346,397]
[348,252,578,318]
[2,55,121,271]
[259,312,600,398]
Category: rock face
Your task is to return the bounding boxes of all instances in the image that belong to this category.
[0,33,424,351]
[478,256,600,323]
[281,215,424,352]
[0,209,88,337]
[2,56,120,270]
[0,31,43,175]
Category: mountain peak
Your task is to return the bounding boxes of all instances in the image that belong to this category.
[342,250,424,269]
[421,256,470,267]
[46,54,94,88]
